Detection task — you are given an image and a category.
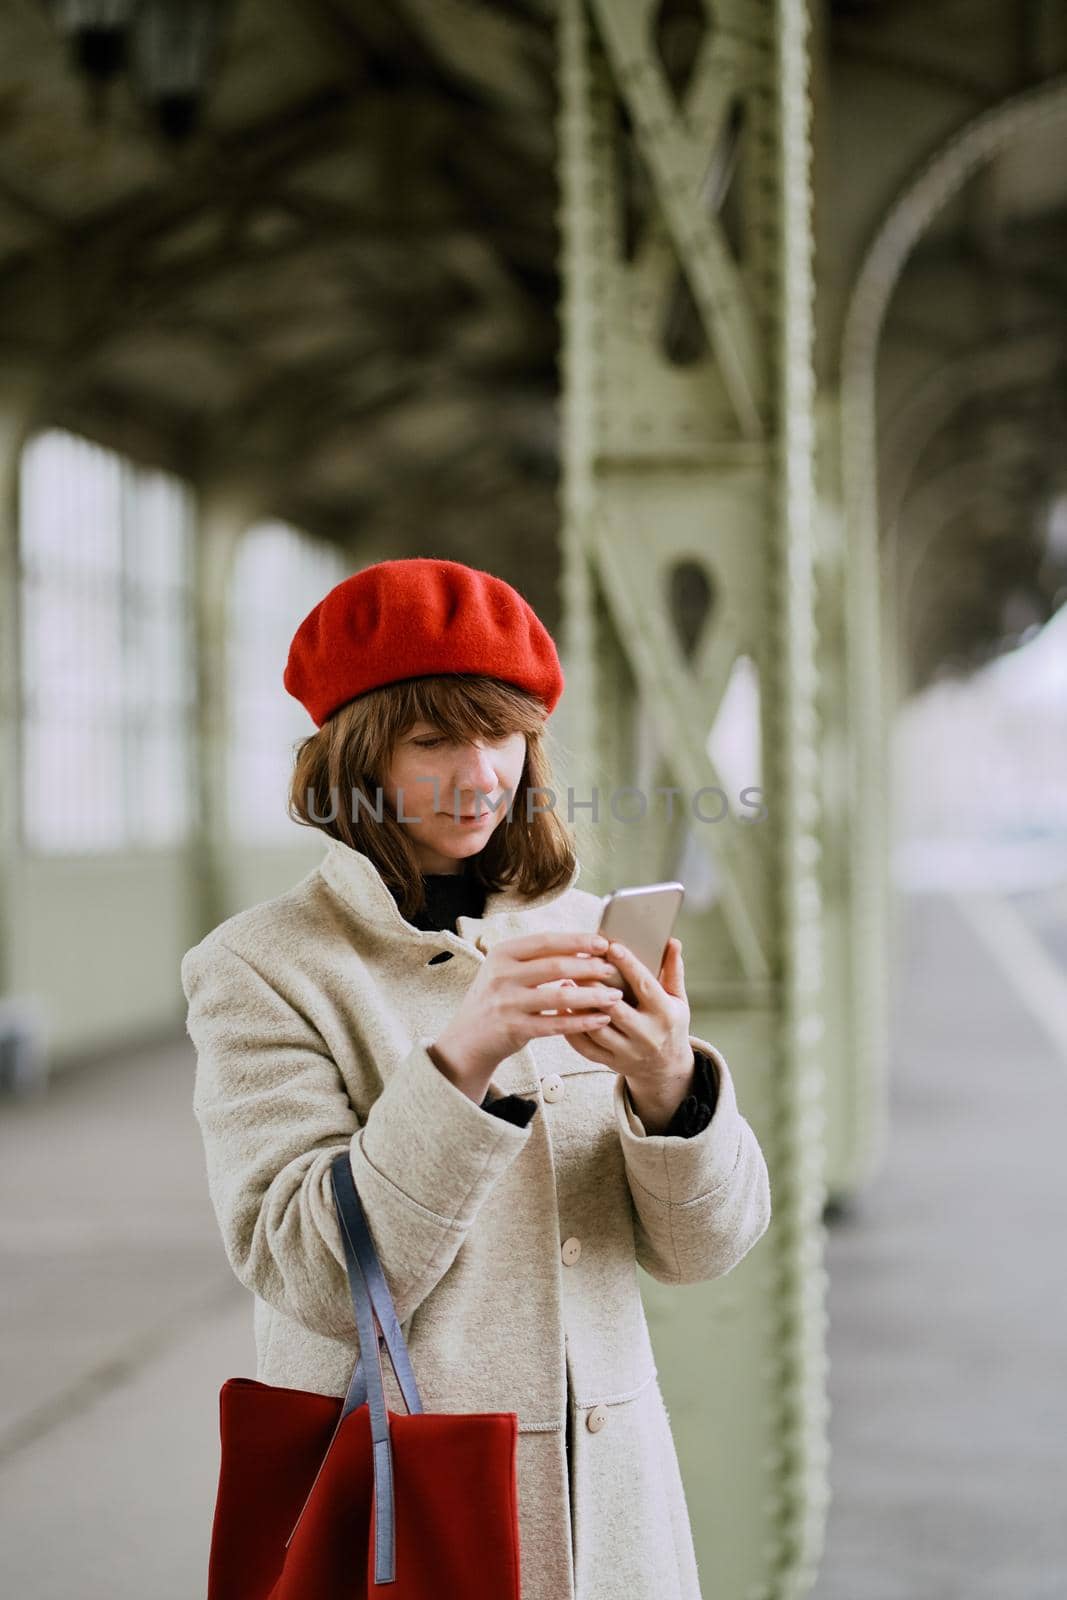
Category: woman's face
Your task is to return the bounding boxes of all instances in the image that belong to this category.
[382,719,528,874]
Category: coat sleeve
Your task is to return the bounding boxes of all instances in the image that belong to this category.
[181,933,533,1341]
[613,1035,772,1286]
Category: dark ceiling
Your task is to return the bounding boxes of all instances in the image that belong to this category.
[0,0,562,610]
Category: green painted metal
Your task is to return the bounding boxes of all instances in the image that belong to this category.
[831,78,1067,1201]
[189,490,247,944]
[555,3,829,1595]
[0,375,47,998]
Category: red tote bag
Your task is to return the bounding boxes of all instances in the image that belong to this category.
[204,1148,523,1598]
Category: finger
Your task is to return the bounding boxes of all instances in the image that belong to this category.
[527,1010,615,1036]
[565,1023,619,1063]
[522,981,624,1015]
[603,941,660,1008]
[587,994,659,1061]
[564,1030,607,1063]
[515,955,622,986]
[587,991,638,1034]
[564,1031,600,1061]
[501,930,609,960]
[658,937,686,999]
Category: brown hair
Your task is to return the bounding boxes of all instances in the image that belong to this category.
[287,673,578,922]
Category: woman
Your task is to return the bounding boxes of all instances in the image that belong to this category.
[181,556,772,1600]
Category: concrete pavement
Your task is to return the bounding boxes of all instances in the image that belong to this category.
[2,889,1065,1598]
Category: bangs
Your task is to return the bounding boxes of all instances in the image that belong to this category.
[385,674,549,744]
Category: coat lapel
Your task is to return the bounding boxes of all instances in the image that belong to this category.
[319,835,583,934]
[319,837,596,1096]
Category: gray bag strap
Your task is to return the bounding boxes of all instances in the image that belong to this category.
[283,1148,424,1583]
[332,1149,424,1423]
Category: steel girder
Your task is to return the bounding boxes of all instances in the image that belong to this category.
[555,3,828,1595]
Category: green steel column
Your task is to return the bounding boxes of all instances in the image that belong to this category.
[0,374,45,1000]
[188,485,248,943]
[812,397,868,1201]
[556,3,829,1595]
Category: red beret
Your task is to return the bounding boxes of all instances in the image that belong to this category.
[283,557,565,727]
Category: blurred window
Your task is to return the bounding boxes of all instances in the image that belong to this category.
[18,428,195,853]
[227,521,348,844]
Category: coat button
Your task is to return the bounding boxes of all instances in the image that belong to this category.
[541,1074,565,1102]
[586,1405,608,1433]
[561,1236,582,1266]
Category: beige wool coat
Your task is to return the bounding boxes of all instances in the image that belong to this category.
[181,836,772,1600]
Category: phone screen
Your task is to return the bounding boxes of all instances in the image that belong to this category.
[597,882,685,1004]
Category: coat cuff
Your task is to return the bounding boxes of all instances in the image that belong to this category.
[359,1036,532,1224]
[613,1036,745,1206]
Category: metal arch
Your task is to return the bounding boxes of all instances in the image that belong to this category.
[889,458,1028,622]
[879,328,1067,530]
[842,76,1067,679]
[835,74,1067,1219]
[877,339,1067,712]
[888,450,1043,577]
[887,440,1055,694]
[841,76,1067,393]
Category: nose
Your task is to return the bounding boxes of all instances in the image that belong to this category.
[451,743,498,805]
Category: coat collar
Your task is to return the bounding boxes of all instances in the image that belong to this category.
[319,835,583,944]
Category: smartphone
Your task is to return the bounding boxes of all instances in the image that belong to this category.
[597,881,685,1006]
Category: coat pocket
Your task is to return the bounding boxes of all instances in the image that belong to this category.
[567,1376,700,1600]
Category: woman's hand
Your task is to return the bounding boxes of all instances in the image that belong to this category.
[429,931,626,1101]
[562,937,697,1134]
